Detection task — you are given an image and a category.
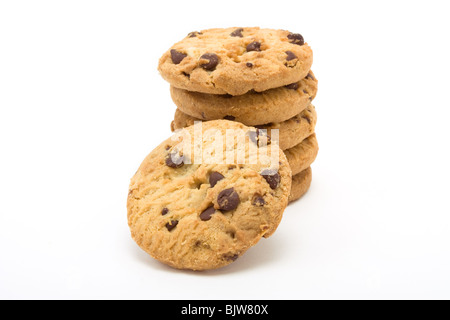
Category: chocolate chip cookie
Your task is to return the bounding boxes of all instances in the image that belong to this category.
[288,167,312,203]
[285,134,319,176]
[171,104,317,151]
[169,71,317,126]
[127,120,292,271]
[158,27,313,95]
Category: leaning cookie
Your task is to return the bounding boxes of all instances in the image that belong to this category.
[158,27,313,95]
[127,120,292,271]
[172,105,318,151]
[285,134,319,176]
[288,167,312,203]
[170,71,317,126]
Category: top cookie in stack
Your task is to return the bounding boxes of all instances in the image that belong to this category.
[158,27,313,95]
[158,27,318,203]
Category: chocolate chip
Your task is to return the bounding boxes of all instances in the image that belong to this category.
[170,49,187,64]
[182,72,190,79]
[246,62,253,68]
[217,188,240,211]
[246,41,261,52]
[248,129,271,147]
[209,171,225,187]
[223,115,235,120]
[230,28,244,37]
[226,230,236,239]
[200,53,219,71]
[165,220,178,231]
[161,208,169,215]
[252,194,266,206]
[302,115,312,124]
[187,31,202,38]
[258,129,271,146]
[306,72,315,80]
[285,82,299,90]
[200,206,216,221]
[288,33,304,46]
[165,152,184,168]
[261,170,281,189]
[224,254,239,261]
[286,51,298,61]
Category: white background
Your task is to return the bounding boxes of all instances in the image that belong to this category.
[1,0,450,300]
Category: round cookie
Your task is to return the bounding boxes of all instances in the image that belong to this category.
[170,71,317,126]
[127,120,292,271]
[288,167,312,203]
[285,134,319,176]
[158,27,313,95]
[172,105,318,151]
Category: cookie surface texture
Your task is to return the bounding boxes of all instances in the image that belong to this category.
[288,167,312,203]
[169,71,317,126]
[158,27,313,95]
[284,134,319,175]
[127,120,292,271]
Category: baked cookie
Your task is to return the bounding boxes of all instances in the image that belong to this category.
[127,120,292,271]
[288,167,312,203]
[285,134,319,176]
[170,71,317,126]
[158,27,313,95]
[171,105,318,151]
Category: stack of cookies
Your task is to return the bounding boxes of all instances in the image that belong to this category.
[158,27,319,203]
